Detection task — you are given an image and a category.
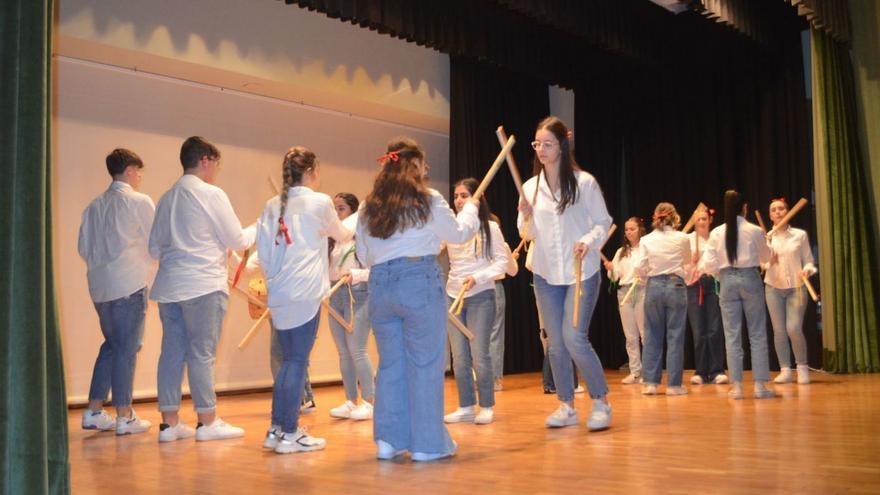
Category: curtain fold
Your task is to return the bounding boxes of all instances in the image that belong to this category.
[0,1,70,493]
[448,55,550,373]
[811,27,880,373]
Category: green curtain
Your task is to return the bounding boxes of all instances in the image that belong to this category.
[811,27,880,373]
[0,1,70,494]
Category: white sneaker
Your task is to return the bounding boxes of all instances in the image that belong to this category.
[713,374,730,385]
[329,400,357,419]
[690,375,704,385]
[728,382,744,400]
[444,407,476,423]
[574,385,585,394]
[641,383,658,395]
[797,365,811,384]
[666,386,688,396]
[275,427,326,454]
[376,440,407,460]
[412,441,457,462]
[350,402,373,420]
[494,379,503,392]
[586,400,612,431]
[754,382,777,399]
[545,403,578,428]
[774,367,793,384]
[621,373,640,384]
[195,418,245,441]
[116,410,151,436]
[474,407,494,425]
[263,425,282,449]
[158,421,196,443]
[82,409,115,431]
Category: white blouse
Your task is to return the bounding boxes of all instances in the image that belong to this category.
[517,170,613,285]
[329,213,369,285]
[698,216,770,275]
[764,226,817,289]
[356,189,479,267]
[256,186,353,330]
[608,244,643,286]
[684,231,712,283]
[634,227,691,280]
[446,221,510,298]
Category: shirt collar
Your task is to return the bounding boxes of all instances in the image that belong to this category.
[110,180,133,192]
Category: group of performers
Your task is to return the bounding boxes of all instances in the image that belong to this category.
[77,115,817,461]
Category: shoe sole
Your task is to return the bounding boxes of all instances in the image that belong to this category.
[444,415,476,424]
[350,415,372,421]
[116,428,150,436]
[329,413,351,419]
[545,419,578,428]
[275,444,326,454]
[196,433,245,442]
[377,450,407,460]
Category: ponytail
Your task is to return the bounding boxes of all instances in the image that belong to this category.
[723,190,745,265]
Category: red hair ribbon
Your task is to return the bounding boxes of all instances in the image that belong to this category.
[708,208,716,216]
[275,217,292,246]
[375,150,400,163]
[652,211,669,221]
[771,197,787,205]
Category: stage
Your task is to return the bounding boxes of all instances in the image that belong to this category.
[68,371,880,494]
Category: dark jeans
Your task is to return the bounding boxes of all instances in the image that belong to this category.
[271,312,320,433]
[687,275,726,381]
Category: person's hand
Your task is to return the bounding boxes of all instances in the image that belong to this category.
[512,250,521,261]
[518,198,533,217]
[800,269,810,279]
[603,260,613,272]
[574,242,589,260]
[467,197,481,208]
[463,276,476,290]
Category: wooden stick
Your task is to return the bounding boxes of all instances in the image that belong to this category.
[327,275,351,299]
[496,126,525,201]
[598,223,618,265]
[754,210,768,234]
[512,237,528,258]
[447,313,476,340]
[767,198,809,238]
[682,202,708,234]
[572,257,583,328]
[472,135,516,201]
[229,280,267,308]
[802,275,819,302]
[323,299,353,333]
[619,280,639,307]
[238,309,271,350]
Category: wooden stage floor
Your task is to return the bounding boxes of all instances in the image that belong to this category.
[69,371,880,494]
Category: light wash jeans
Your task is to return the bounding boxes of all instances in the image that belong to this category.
[765,285,809,368]
[490,281,506,381]
[533,272,609,401]
[271,325,313,403]
[642,275,688,386]
[368,256,455,456]
[89,287,148,407]
[329,281,375,402]
[617,284,645,377]
[718,268,770,382]
[271,312,320,433]
[687,275,726,381]
[157,290,227,413]
[447,289,496,408]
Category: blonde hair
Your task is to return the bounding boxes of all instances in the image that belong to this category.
[651,202,681,230]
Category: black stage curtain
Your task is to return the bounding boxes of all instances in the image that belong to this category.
[449,55,550,374]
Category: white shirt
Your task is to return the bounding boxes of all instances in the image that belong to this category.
[634,227,691,280]
[517,170,612,285]
[356,189,479,266]
[684,231,711,283]
[446,221,510,297]
[765,226,817,289]
[698,216,770,275]
[256,187,353,330]
[149,174,256,302]
[78,181,156,303]
[329,212,369,285]
[608,244,643,286]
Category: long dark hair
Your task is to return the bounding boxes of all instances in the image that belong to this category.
[364,137,432,239]
[723,190,746,265]
[329,192,359,261]
[277,146,317,238]
[532,116,580,214]
[453,177,492,259]
[621,217,646,258]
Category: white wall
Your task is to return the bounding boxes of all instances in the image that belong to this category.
[54,0,451,403]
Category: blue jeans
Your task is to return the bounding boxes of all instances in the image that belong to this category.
[271,312,320,433]
[369,256,455,456]
[157,291,228,413]
[533,272,608,401]
[329,282,375,402]
[490,281,506,381]
[765,285,809,368]
[447,289,496,408]
[88,287,148,407]
[643,275,688,386]
[718,268,770,382]
[271,325,313,403]
[687,275,726,381]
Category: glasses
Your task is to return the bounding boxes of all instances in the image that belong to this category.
[531,141,557,150]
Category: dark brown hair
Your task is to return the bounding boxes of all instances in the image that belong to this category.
[621,217,646,258]
[363,137,432,239]
[453,177,492,259]
[532,116,580,214]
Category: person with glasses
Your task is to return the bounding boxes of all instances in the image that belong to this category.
[517,116,613,431]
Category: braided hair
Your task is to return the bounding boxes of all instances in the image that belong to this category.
[277,146,318,240]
